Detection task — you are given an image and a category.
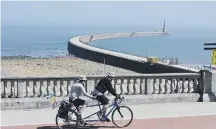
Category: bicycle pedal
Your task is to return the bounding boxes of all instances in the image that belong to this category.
[101,120,105,123]
[83,122,87,126]
[79,120,87,125]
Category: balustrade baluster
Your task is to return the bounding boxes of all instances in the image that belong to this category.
[18,80,25,98]
[93,79,97,88]
[23,81,27,97]
[152,78,156,94]
[3,81,7,98]
[9,81,14,98]
[29,81,34,97]
[174,78,179,93]
[187,78,191,93]
[1,81,5,98]
[39,80,43,97]
[51,80,55,96]
[53,80,57,96]
[140,78,144,94]
[43,80,48,96]
[114,79,117,92]
[65,79,70,96]
[144,78,148,94]
[47,80,50,95]
[84,79,88,93]
[67,80,74,95]
[33,80,37,97]
[170,78,173,93]
[5,81,12,98]
[60,79,63,97]
[56,80,61,97]
[63,80,68,96]
[14,81,18,98]
[126,78,130,95]
[133,79,136,95]
[26,81,30,97]
[158,78,162,94]
[164,78,168,94]
[182,78,185,93]
[120,79,124,95]
[193,78,198,93]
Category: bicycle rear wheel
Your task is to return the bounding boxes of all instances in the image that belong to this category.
[56,109,78,129]
[111,106,133,128]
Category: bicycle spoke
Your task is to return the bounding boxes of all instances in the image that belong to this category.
[112,106,133,128]
[56,110,78,129]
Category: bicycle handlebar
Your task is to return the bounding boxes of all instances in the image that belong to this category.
[114,96,124,104]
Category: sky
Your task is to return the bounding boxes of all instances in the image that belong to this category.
[1,1,216,28]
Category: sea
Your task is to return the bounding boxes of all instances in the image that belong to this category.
[1,25,216,65]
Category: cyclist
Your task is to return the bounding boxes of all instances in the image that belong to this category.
[69,75,95,124]
[92,72,120,122]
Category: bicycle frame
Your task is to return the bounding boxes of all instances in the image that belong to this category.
[82,98,121,123]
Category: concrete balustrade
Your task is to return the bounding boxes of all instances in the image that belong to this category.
[1,70,216,110]
[1,73,201,99]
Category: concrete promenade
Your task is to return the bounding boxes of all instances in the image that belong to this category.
[1,102,216,129]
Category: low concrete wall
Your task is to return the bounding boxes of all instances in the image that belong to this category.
[1,94,200,110]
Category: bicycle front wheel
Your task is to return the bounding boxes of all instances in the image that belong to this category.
[111,106,133,128]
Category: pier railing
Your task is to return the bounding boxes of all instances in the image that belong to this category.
[1,73,201,98]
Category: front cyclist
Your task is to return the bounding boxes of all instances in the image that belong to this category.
[92,72,120,122]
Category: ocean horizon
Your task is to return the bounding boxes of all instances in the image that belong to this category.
[1,25,216,65]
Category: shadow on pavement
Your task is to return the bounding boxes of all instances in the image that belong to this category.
[37,124,116,129]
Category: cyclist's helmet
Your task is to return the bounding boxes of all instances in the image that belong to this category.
[78,75,87,81]
[107,72,115,77]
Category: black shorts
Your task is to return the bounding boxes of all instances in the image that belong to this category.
[69,98,85,107]
[96,95,109,105]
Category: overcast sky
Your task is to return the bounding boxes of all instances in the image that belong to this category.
[1,1,216,28]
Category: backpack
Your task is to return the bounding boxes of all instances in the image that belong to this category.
[57,100,71,118]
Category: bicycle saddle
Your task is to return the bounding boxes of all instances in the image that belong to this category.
[63,100,70,104]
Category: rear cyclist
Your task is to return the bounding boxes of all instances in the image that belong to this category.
[69,75,95,124]
[92,72,120,122]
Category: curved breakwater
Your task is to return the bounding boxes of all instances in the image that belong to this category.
[68,32,198,74]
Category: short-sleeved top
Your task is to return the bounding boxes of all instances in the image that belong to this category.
[69,82,93,100]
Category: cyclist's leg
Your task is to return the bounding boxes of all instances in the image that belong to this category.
[71,99,87,125]
[96,95,110,121]
[72,99,85,115]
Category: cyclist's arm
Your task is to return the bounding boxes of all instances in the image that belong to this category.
[105,80,118,97]
[80,85,94,99]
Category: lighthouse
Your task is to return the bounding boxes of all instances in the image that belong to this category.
[162,19,167,32]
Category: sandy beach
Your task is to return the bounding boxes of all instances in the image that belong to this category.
[1,55,137,77]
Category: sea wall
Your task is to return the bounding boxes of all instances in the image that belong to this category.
[68,32,197,73]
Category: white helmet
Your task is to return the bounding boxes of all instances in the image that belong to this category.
[107,72,115,77]
[78,75,87,81]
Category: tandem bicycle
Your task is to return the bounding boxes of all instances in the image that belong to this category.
[55,96,133,129]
